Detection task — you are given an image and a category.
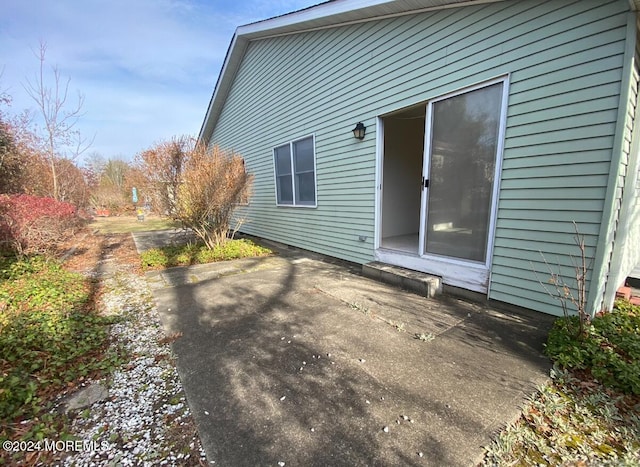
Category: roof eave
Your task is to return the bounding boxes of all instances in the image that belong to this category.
[198,32,244,145]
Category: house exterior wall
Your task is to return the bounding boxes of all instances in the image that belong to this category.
[601,15,640,310]
[207,0,631,315]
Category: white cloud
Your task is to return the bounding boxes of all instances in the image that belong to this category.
[0,0,316,162]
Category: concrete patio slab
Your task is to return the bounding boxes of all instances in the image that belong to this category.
[138,234,554,467]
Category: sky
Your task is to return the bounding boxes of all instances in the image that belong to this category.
[0,0,318,164]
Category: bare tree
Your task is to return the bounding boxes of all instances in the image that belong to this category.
[23,42,92,200]
[135,137,189,215]
[87,157,136,214]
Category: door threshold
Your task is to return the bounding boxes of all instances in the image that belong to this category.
[375,249,489,294]
[377,246,420,257]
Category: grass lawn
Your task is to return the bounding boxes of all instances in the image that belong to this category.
[90,215,180,234]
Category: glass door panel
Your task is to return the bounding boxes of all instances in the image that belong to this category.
[424,82,503,263]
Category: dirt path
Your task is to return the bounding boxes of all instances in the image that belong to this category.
[56,226,208,466]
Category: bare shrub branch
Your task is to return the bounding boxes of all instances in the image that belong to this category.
[532,221,593,338]
[136,136,252,248]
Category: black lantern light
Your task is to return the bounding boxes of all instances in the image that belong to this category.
[352,122,366,140]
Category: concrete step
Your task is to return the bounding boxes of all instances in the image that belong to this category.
[362,261,442,298]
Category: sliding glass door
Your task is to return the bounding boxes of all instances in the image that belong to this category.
[421,80,505,264]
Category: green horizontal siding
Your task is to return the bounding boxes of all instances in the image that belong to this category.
[207,0,631,315]
[501,161,611,178]
[502,150,613,169]
[496,219,602,236]
[498,209,603,223]
[491,264,593,289]
[494,237,597,257]
[499,187,607,200]
[493,0,629,314]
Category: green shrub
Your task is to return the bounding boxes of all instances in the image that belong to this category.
[139,247,170,269]
[0,256,126,442]
[545,302,640,395]
[140,238,272,270]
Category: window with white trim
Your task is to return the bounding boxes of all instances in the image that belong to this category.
[273,135,316,206]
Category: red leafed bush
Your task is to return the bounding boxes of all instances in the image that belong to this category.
[0,194,83,256]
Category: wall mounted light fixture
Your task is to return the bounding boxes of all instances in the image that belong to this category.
[352,122,366,140]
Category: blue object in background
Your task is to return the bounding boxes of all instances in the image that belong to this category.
[132,187,138,204]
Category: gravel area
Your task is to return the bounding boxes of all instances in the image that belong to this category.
[54,267,207,466]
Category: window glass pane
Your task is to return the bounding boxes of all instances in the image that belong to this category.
[293,137,315,205]
[274,136,316,206]
[425,82,503,262]
[277,175,293,204]
[295,173,315,204]
[293,137,314,172]
[274,144,293,204]
[274,145,291,176]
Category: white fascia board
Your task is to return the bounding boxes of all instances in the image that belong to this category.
[238,0,503,39]
[198,32,247,145]
[237,0,395,37]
